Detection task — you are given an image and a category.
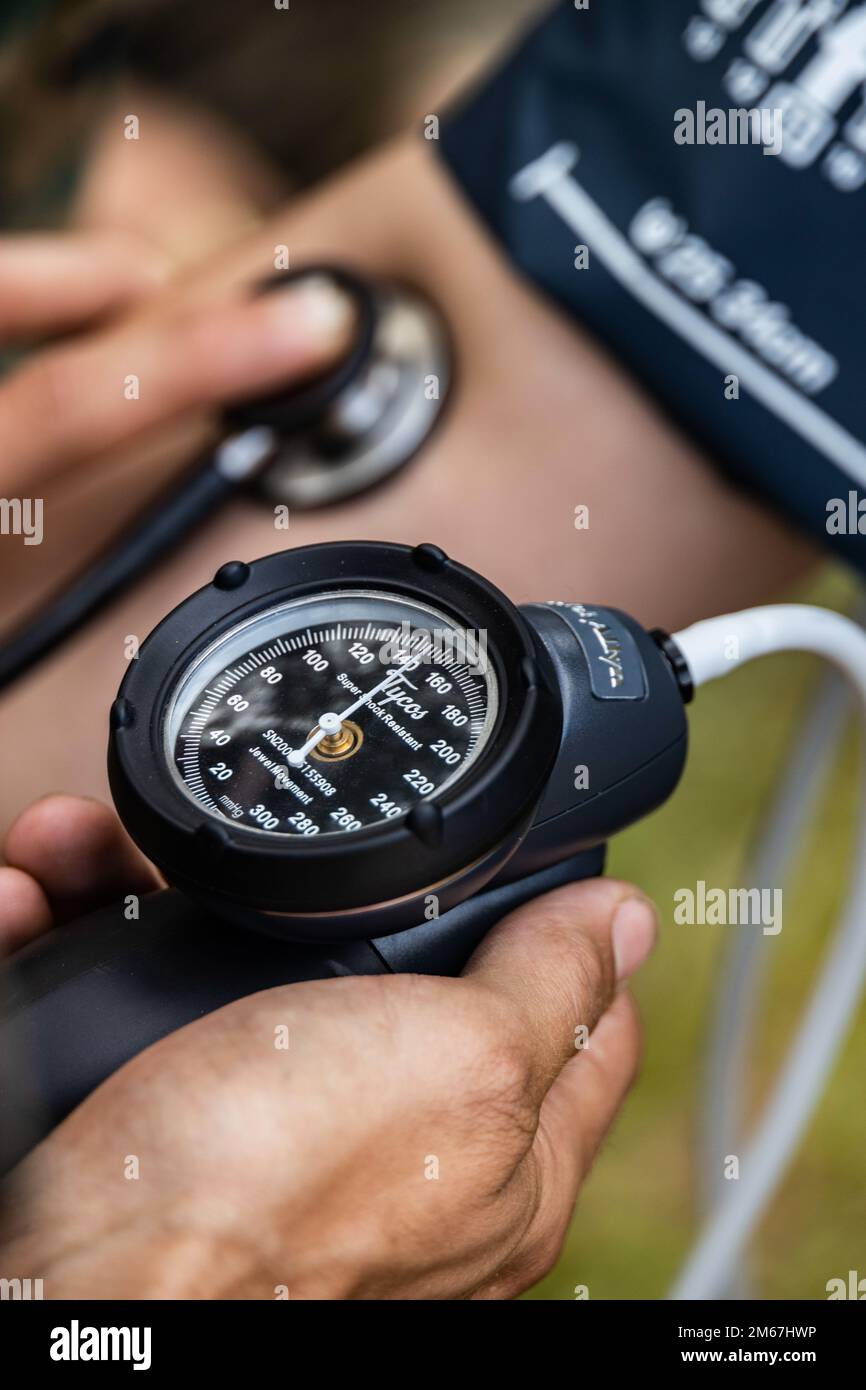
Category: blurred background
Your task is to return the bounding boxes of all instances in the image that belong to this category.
[1,0,862,1299]
[537,558,864,1300]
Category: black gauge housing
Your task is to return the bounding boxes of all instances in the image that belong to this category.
[108,542,562,937]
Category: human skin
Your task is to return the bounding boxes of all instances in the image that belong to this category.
[0,134,817,837]
[0,155,657,1298]
[0,795,655,1299]
[0,99,817,1303]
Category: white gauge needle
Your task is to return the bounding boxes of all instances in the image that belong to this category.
[286,667,408,767]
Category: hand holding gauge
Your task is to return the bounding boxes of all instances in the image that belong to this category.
[1,539,689,1168]
[5,541,865,1300]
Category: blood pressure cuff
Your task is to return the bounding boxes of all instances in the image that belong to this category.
[437,0,866,572]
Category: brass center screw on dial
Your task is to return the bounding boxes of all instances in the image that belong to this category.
[310,719,364,762]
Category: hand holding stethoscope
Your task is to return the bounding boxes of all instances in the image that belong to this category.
[0,242,450,692]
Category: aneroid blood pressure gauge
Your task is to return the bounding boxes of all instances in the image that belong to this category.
[3,540,690,1164]
[109,542,563,940]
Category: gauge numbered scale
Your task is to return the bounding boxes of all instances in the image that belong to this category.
[110,543,564,939]
[167,589,498,840]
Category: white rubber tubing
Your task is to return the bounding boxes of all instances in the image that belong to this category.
[668,605,866,1300]
[700,623,859,1298]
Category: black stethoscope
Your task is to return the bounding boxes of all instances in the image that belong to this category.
[0,266,452,693]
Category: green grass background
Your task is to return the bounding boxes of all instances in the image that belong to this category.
[528,564,865,1300]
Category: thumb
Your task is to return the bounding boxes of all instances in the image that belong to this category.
[460,878,657,1108]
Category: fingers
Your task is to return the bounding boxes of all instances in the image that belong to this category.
[4,795,159,924]
[0,274,356,493]
[461,878,657,1109]
[0,866,53,955]
[474,992,644,1299]
[537,989,643,1188]
[0,233,168,340]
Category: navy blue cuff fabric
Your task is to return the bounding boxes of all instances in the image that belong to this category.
[438,1,866,572]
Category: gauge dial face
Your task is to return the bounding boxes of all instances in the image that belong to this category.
[165,589,499,838]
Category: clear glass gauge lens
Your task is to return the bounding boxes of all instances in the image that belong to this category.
[165,590,499,837]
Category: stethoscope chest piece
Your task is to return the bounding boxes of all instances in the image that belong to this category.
[253,278,452,509]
